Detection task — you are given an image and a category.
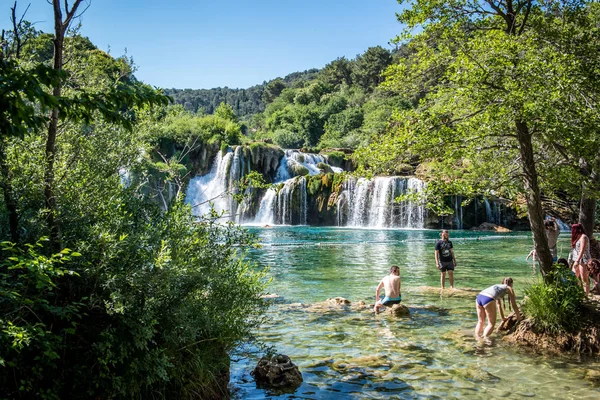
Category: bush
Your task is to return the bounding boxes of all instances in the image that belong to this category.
[0,201,269,399]
[522,265,585,333]
[272,128,304,149]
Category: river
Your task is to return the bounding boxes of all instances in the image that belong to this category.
[230,227,600,399]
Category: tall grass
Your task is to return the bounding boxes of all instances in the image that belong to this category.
[522,265,585,333]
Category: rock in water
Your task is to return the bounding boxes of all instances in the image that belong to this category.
[497,312,519,332]
[251,354,303,390]
[387,304,410,317]
[326,297,351,306]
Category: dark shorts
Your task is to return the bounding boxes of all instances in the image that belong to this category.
[476,294,495,307]
[382,296,402,306]
[438,261,455,272]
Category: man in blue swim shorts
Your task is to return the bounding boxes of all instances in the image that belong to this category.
[373,265,402,313]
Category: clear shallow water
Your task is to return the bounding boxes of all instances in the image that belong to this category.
[231,227,600,399]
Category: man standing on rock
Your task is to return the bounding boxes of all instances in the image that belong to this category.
[373,265,402,313]
[435,230,456,289]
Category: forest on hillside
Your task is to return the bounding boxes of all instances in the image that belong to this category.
[166,46,410,156]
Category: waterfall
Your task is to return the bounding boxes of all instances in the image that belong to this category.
[186,149,242,219]
[342,176,426,228]
[252,150,337,225]
[405,178,426,228]
[282,149,343,176]
[453,196,463,230]
[186,146,426,227]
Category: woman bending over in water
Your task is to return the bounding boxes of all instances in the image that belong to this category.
[475,277,521,338]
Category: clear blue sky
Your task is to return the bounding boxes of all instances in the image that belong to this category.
[2,0,404,89]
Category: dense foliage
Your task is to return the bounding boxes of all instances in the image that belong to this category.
[164,68,319,117]
[522,265,585,333]
[0,3,268,398]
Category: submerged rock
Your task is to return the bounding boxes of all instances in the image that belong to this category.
[585,369,600,386]
[414,286,479,299]
[387,304,410,317]
[471,222,512,232]
[326,297,351,306]
[251,354,303,390]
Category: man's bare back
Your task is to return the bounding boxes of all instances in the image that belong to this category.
[381,274,401,298]
[374,265,402,312]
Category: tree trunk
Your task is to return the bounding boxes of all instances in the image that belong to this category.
[0,136,19,242]
[515,120,553,276]
[45,7,64,251]
[45,0,83,251]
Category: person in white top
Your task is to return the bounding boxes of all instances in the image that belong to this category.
[570,223,591,295]
[475,277,521,338]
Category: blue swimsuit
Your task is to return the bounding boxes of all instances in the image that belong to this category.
[382,295,402,306]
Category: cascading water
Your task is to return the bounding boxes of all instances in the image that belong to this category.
[251,150,333,225]
[453,196,464,230]
[186,149,240,219]
[341,176,427,228]
[185,146,427,228]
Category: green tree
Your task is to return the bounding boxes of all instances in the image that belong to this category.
[360,1,600,275]
[320,56,353,87]
[351,46,393,91]
[262,78,286,103]
[214,101,237,121]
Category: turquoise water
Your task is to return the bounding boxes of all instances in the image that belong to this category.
[231,227,600,399]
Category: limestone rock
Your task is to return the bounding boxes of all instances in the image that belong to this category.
[387,303,410,317]
[471,222,512,232]
[251,354,303,389]
[585,369,600,386]
[326,297,351,306]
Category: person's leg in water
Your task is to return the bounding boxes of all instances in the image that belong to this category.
[448,270,455,289]
[482,300,497,337]
[475,301,486,337]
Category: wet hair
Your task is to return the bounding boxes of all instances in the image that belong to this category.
[390,265,400,274]
[501,277,513,311]
[556,258,570,270]
[571,223,586,248]
[544,220,555,228]
[587,259,600,276]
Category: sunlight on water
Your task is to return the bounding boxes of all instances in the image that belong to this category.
[231,227,600,399]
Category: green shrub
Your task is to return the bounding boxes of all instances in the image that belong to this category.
[323,150,345,167]
[522,265,585,333]
[272,128,304,149]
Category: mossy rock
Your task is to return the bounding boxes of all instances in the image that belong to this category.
[393,163,415,175]
[322,151,346,168]
[307,176,322,196]
[289,163,309,177]
[386,304,410,317]
[317,162,334,174]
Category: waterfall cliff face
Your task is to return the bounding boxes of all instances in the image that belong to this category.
[185,146,428,227]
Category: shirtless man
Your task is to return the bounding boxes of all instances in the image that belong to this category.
[373,265,402,313]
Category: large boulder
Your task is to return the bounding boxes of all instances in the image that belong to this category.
[386,304,410,317]
[251,354,303,390]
